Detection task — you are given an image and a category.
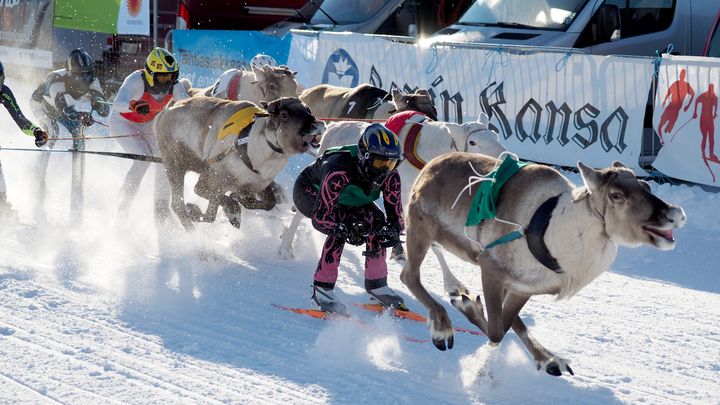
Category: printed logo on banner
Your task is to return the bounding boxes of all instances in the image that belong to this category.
[127,0,143,17]
[322,49,359,87]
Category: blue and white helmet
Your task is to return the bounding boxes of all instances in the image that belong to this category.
[357,123,402,186]
[250,54,277,71]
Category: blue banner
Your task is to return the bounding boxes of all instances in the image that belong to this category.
[174,30,292,89]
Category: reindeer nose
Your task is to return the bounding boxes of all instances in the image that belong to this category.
[663,205,687,228]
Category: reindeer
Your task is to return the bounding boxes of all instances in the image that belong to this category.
[187,65,300,105]
[400,152,686,376]
[300,84,438,121]
[154,97,324,230]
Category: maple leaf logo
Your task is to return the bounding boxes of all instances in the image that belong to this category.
[333,56,351,77]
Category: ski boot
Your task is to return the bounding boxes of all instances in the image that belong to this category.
[311,284,348,315]
[367,284,406,310]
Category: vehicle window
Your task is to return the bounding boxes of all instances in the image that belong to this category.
[709,21,720,57]
[311,0,392,25]
[458,0,589,30]
[603,0,675,38]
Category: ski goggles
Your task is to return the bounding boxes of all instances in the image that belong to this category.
[370,156,400,172]
[155,72,175,83]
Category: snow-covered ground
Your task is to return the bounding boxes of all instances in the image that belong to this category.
[1,76,719,405]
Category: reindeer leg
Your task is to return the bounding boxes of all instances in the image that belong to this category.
[220,195,242,228]
[400,216,454,351]
[482,270,506,344]
[166,165,193,230]
[233,184,277,211]
[510,309,574,377]
[277,208,304,259]
[432,243,469,296]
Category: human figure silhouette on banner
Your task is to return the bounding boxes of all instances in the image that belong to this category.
[658,69,695,144]
[693,83,719,163]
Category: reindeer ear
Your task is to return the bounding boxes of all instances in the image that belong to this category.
[259,101,269,110]
[417,89,429,96]
[391,88,402,100]
[578,162,603,192]
[477,112,489,127]
[612,160,629,169]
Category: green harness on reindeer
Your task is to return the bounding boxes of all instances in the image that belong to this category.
[453,152,529,250]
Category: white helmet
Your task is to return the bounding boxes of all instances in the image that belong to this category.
[250,54,277,70]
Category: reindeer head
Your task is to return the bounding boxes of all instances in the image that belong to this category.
[391,88,438,120]
[577,161,686,250]
[253,65,300,103]
[262,97,324,154]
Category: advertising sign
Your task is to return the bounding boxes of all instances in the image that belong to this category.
[174,30,292,89]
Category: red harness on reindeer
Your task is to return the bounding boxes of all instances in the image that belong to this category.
[385,111,430,170]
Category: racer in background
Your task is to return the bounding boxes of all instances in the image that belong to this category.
[109,47,189,221]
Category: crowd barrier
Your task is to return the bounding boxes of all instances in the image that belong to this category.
[175,30,720,187]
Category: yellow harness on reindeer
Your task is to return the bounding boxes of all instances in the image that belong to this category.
[217,105,266,141]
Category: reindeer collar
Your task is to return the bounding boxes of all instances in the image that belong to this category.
[526,195,563,273]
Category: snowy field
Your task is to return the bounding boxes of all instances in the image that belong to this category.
[1,76,719,405]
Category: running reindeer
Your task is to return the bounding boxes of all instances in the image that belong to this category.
[401,152,686,376]
[300,84,438,121]
[154,96,324,230]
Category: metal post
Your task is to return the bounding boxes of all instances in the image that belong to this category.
[153,0,158,48]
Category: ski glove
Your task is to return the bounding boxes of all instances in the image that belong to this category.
[33,127,48,147]
[333,221,369,246]
[77,112,94,127]
[374,224,401,248]
[129,99,151,115]
[63,105,78,120]
[92,97,110,117]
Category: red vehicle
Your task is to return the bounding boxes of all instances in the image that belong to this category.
[704,9,720,57]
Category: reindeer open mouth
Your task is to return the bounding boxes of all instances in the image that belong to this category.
[303,133,320,149]
[643,225,675,243]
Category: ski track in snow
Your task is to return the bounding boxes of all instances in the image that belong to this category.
[1,79,719,404]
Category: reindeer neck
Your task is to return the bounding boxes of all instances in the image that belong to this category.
[544,191,617,298]
[245,116,287,174]
[372,102,394,120]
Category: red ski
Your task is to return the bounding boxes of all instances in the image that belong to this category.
[271,304,429,343]
[355,303,485,337]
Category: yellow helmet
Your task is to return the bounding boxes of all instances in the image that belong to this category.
[144,47,179,89]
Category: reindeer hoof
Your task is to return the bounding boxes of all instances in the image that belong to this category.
[390,244,406,262]
[229,217,241,229]
[432,336,453,351]
[542,358,574,377]
[186,203,205,222]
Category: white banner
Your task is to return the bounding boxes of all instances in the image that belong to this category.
[652,55,720,186]
[117,0,150,36]
[428,48,653,170]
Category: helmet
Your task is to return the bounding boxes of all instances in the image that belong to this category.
[250,54,277,71]
[66,49,94,94]
[0,61,4,88]
[357,123,402,186]
[144,47,179,93]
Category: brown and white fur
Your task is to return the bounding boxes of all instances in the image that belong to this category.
[400,153,686,376]
[154,96,324,230]
[188,65,299,104]
[300,84,438,121]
